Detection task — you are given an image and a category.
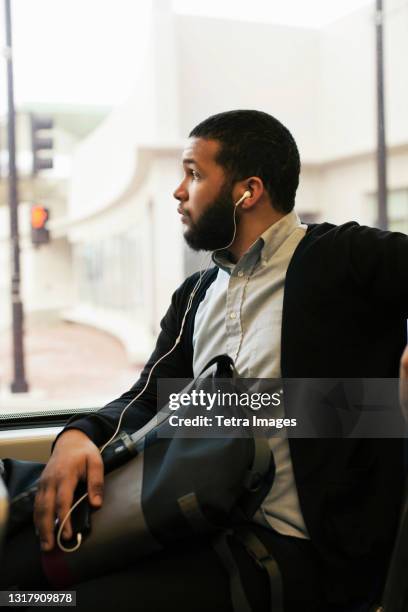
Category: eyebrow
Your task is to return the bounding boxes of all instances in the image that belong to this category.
[182,158,202,169]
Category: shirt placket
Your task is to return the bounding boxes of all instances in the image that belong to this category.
[225,264,253,363]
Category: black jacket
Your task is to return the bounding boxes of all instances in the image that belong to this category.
[65,222,408,605]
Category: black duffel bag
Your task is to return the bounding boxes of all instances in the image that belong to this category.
[4,355,276,592]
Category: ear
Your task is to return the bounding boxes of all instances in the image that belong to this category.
[234,177,265,210]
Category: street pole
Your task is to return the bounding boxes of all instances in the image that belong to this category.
[376,0,388,230]
[4,0,29,392]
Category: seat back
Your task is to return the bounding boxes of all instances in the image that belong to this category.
[378,443,408,612]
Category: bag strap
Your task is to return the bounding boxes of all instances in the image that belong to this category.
[122,354,236,451]
[234,529,284,612]
[240,438,275,519]
[177,492,214,535]
[212,531,253,612]
[212,528,284,612]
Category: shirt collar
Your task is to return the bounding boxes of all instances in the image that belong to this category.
[260,210,302,263]
[212,210,302,275]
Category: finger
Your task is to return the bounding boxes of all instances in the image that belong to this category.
[55,479,77,541]
[86,453,104,507]
[34,484,57,552]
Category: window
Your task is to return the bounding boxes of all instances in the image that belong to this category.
[74,229,144,312]
[367,189,408,234]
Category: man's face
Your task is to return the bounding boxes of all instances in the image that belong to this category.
[173,138,237,251]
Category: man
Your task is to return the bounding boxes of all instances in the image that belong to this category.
[4,110,408,611]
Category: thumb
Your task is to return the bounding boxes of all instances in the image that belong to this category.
[86,453,105,506]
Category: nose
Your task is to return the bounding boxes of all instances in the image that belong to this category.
[173,181,188,203]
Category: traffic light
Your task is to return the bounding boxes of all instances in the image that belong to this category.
[30,205,50,246]
[30,114,53,175]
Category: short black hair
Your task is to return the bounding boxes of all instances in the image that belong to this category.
[189,109,300,214]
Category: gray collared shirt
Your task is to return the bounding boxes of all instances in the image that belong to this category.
[193,210,309,539]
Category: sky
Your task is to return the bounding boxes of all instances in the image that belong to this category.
[0,0,374,112]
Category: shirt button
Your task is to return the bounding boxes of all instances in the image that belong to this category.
[237,270,244,277]
[229,312,237,320]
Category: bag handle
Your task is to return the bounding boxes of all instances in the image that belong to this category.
[198,354,235,378]
[115,355,236,454]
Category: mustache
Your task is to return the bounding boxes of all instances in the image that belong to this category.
[178,206,191,218]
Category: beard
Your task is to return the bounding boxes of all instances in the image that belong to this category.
[182,182,237,252]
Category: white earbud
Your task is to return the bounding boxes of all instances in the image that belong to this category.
[234,190,252,207]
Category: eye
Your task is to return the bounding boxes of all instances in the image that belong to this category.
[190,169,200,181]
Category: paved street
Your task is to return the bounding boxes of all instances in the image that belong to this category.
[0,321,142,412]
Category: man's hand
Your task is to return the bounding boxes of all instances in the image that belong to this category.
[400,345,408,421]
[34,429,104,552]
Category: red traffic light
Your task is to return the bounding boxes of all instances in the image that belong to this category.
[30,206,50,246]
[31,205,48,229]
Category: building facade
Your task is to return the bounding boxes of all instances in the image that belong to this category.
[1,0,407,363]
